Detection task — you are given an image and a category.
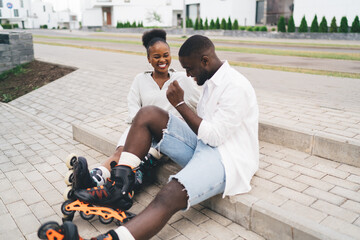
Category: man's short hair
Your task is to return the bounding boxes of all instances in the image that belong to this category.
[179,35,214,57]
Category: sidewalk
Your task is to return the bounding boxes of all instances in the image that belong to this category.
[1,42,360,239]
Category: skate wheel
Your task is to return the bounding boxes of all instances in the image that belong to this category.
[66,153,78,169]
[64,170,74,186]
[61,200,74,216]
[37,221,60,239]
[63,186,74,200]
[99,215,114,224]
[80,211,95,220]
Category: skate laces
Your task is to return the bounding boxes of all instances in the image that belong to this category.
[85,184,113,199]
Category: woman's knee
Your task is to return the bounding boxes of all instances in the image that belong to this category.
[133,106,169,128]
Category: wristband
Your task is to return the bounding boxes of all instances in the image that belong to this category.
[175,101,185,108]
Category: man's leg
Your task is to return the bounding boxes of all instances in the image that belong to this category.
[103,146,123,170]
[123,179,187,240]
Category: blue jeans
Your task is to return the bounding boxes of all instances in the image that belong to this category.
[152,113,226,209]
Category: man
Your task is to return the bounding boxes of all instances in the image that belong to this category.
[41,35,259,240]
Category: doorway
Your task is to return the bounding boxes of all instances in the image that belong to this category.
[102,7,112,26]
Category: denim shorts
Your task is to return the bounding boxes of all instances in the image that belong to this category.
[152,113,226,210]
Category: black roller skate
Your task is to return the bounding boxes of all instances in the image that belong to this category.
[134,150,162,189]
[38,221,119,240]
[61,164,136,225]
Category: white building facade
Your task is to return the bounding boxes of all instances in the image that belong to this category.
[293,0,360,27]
[0,0,33,28]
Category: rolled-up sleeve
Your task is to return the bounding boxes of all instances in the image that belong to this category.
[198,85,248,147]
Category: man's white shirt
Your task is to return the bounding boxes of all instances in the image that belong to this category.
[197,61,259,196]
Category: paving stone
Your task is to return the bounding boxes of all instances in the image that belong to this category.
[7,200,32,218]
[341,200,360,214]
[199,219,238,240]
[322,175,360,191]
[275,187,316,206]
[19,189,43,205]
[330,186,360,202]
[311,200,358,223]
[181,207,210,226]
[282,200,327,223]
[295,175,334,191]
[172,218,209,240]
[13,213,40,235]
[304,187,346,205]
[321,216,360,239]
[0,188,22,204]
[271,175,308,192]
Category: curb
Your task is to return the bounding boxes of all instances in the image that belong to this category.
[74,120,360,167]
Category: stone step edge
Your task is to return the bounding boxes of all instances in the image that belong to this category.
[73,120,360,168]
[259,120,360,167]
[156,162,353,240]
[72,123,354,240]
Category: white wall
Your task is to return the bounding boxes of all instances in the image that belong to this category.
[186,0,255,26]
[31,0,58,28]
[293,0,360,27]
[82,8,103,27]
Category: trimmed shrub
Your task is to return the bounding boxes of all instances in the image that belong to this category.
[319,17,328,33]
[254,26,260,31]
[339,16,348,33]
[116,22,123,28]
[299,16,308,32]
[351,16,360,33]
[227,17,232,30]
[220,18,227,30]
[287,15,295,32]
[239,26,246,30]
[194,18,199,30]
[233,19,239,30]
[204,18,209,30]
[209,19,215,29]
[271,27,276,31]
[277,16,286,32]
[247,26,254,31]
[1,23,13,29]
[260,26,268,32]
[200,18,204,30]
[215,18,220,29]
[186,18,193,28]
[330,17,337,33]
[310,15,319,32]
[131,21,137,28]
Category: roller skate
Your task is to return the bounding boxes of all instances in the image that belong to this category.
[62,164,136,225]
[37,221,119,240]
[134,149,162,189]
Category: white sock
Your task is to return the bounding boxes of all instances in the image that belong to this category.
[119,152,141,168]
[114,226,135,240]
[148,147,162,159]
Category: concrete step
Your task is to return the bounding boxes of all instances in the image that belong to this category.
[73,112,360,168]
[72,116,360,240]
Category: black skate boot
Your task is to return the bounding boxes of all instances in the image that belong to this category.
[38,221,119,240]
[74,165,135,211]
[73,156,97,190]
[134,152,161,189]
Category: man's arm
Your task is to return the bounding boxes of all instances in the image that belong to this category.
[166,80,202,135]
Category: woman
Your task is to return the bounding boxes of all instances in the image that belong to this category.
[69,29,200,190]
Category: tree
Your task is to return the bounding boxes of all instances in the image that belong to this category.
[194,18,199,30]
[310,15,319,32]
[277,16,286,32]
[210,19,215,29]
[200,18,204,30]
[215,18,220,29]
[220,18,227,30]
[233,19,239,30]
[351,16,360,33]
[319,17,328,33]
[330,17,337,33]
[287,15,295,32]
[227,17,232,30]
[204,18,209,30]
[186,18,193,28]
[299,16,308,32]
[146,10,162,26]
[339,16,348,33]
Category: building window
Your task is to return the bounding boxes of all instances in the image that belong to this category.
[43,5,46,12]
[0,9,2,17]
[27,10,29,17]
[20,0,24,8]
[0,0,3,8]
[14,9,19,17]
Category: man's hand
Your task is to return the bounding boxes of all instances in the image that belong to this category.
[166,80,184,107]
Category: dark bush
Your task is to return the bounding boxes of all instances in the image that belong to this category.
[209,19,215,29]
[239,26,246,30]
[194,18,199,30]
[299,16,308,32]
[351,16,360,33]
[260,26,268,32]
[215,18,220,29]
[319,17,328,33]
[330,17,337,33]
[227,17,232,30]
[277,16,286,32]
[310,15,319,32]
[233,19,239,30]
[287,15,295,32]
[200,18,204,30]
[339,16,348,33]
[247,26,254,31]
[220,18,227,30]
[204,18,209,30]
